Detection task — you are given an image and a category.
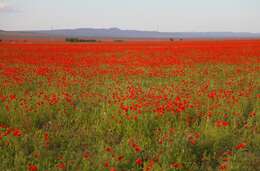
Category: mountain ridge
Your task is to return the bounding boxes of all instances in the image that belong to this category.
[1,27,260,39]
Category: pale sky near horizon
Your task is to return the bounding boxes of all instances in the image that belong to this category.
[0,0,260,32]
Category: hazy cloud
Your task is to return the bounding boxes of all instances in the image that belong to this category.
[0,2,19,13]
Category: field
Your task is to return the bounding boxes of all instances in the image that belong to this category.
[0,40,260,171]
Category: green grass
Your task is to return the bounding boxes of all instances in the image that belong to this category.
[0,63,259,171]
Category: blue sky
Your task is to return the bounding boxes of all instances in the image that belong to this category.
[0,0,260,32]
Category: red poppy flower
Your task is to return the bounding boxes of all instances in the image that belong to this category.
[110,167,116,171]
[12,129,22,137]
[170,162,183,169]
[235,143,246,150]
[56,162,65,170]
[215,120,229,127]
[135,158,143,165]
[28,164,38,171]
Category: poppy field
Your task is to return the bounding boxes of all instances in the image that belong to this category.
[0,40,260,171]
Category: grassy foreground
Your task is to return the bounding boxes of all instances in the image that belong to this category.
[0,41,259,171]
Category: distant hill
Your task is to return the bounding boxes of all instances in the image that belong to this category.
[0,30,57,40]
[1,28,260,39]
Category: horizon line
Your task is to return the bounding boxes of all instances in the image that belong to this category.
[1,27,260,34]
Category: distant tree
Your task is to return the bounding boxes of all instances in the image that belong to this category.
[65,37,98,43]
[65,38,79,42]
[0,39,2,42]
[114,40,124,42]
[169,38,174,41]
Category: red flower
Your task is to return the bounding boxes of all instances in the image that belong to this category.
[170,162,183,169]
[44,132,49,148]
[12,129,22,137]
[110,167,116,171]
[135,158,143,165]
[189,139,197,145]
[36,67,49,76]
[219,163,228,170]
[117,155,124,161]
[249,112,256,117]
[235,143,246,150]
[44,132,49,141]
[208,91,217,99]
[105,147,113,153]
[215,120,229,127]
[28,164,38,171]
[10,94,16,101]
[48,94,59,105]
[56,162,65,170]
[134,145,142,153]
[145,160,155,171]
[83,151,90,160]
[104,161,110,168]
[128,140,142,153]
[223,150,233,156]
